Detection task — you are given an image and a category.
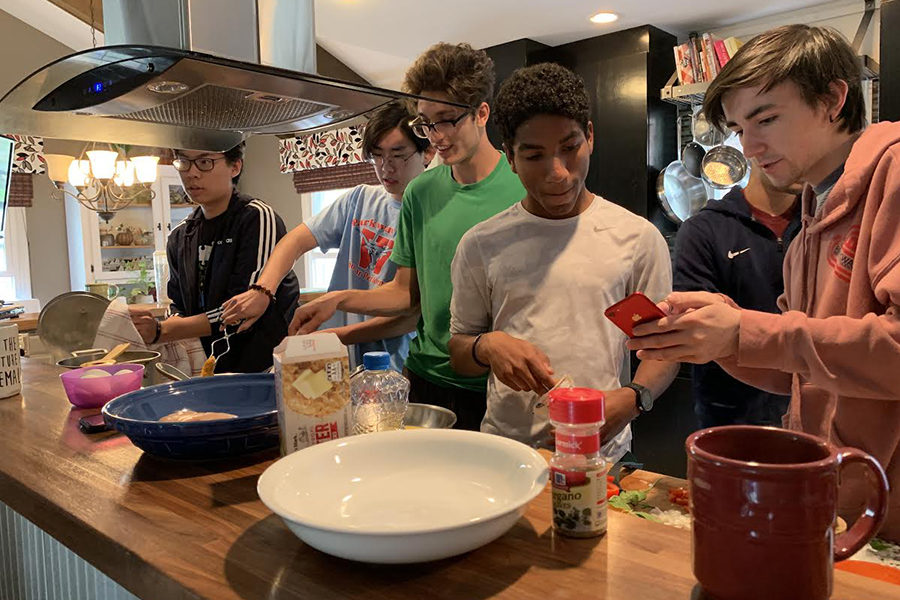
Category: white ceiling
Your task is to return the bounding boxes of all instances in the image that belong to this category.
[0,0,869,90]
[314,0,847,87]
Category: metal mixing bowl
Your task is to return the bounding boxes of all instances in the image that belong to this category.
[701,145,749,190]
[404,403,457,429]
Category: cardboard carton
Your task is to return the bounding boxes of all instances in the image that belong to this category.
[273,333,351,454]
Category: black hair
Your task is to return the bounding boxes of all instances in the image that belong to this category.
[223,141,245,185]
[493,63,590,154]
[362,101,430,157]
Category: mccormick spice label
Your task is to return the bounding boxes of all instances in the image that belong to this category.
[551,466,608,537]
[273,333,351,455]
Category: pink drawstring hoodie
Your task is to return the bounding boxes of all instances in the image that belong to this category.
[721,121,900,541]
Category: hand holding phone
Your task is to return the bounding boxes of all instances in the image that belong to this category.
[604,292,666,338]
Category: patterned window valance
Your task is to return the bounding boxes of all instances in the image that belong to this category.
[292,162,379,194]
[278,125,367,173]
[8,135,45,175]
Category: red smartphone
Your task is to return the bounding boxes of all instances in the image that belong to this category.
[604,292,666,338]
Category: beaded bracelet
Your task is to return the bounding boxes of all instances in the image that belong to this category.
[249,283,276,303]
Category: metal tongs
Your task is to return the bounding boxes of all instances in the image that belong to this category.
[202,325,234,376]
[530,374,574,417]
[211,325,234,363]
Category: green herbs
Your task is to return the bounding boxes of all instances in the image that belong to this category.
[608,489,660,522]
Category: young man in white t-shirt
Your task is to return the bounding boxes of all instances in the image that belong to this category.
[448,63,679,460]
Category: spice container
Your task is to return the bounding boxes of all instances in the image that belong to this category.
[548,387,607,538]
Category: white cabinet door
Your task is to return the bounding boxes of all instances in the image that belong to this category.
[157,166,194,245]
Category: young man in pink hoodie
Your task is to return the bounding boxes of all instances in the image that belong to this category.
[629,24,900,542]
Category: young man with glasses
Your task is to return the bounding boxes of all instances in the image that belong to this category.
[221,101,433,371]
[130,142,299,373]
[290,43,525,430]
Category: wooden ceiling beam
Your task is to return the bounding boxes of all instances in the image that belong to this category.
[46,0,104,32]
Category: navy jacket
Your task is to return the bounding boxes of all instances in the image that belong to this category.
[673,187,801,427]
[167,192,299,373]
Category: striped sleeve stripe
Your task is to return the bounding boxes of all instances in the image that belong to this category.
[206,307,224,324]
[248,200,276,286]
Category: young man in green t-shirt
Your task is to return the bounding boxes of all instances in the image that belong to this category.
[290,42,525,430]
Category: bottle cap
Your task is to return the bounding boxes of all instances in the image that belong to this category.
[362,351,391,371]
[548,387,605,424]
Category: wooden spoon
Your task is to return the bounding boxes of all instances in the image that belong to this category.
[82,342,130,367]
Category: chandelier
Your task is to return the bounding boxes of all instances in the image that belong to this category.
[44,144,160,222]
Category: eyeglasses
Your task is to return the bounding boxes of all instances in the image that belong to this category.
[365,149,418,168]
[409,111,472,139]
[172,155,226,172]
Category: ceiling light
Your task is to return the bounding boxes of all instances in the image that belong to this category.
[46,144,160,221]
[590,12,619,24]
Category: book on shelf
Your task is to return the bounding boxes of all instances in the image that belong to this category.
[671,33,745,87]
[688,32,703,84]
[673,43,695,85]
[713,38,730,69]
[702,33,719,79]
[724,36,744,58]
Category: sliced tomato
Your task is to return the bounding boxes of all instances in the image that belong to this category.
[606,481,620,500]
[668,487,690,507]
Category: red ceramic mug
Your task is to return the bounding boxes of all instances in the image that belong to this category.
[686,426,889,600]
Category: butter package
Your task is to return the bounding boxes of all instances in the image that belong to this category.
[273,333,351,454]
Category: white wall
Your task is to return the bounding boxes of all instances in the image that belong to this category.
[708,0,879,59]
[0,9,75,307]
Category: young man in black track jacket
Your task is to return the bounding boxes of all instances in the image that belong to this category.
[132,143,299,373]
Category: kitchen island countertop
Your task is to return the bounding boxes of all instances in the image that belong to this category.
[1,357,896,600]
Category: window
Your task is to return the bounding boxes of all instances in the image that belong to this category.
[0,235,14,299]
[303,188,350,289]
[0,208,32,301]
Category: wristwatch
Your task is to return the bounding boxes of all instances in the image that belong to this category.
[625,382,653,413]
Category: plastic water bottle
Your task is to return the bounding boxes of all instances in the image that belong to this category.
[351,352,409,434]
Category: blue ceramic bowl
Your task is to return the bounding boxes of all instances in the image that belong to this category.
[102,374,278,459]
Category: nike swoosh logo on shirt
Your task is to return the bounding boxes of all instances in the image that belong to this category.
[727,248,751,259]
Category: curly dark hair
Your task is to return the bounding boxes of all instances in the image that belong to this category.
[704,25,865,134]
[362,101,430,158]
[493,63,590,154]
[403,42,495,108]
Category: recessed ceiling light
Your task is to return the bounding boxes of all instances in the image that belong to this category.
[590,11,619,24]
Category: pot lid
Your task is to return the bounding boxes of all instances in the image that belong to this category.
[38,292,110,356]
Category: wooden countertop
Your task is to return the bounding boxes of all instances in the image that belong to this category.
[1,311,38,333]
[1,358,896,600]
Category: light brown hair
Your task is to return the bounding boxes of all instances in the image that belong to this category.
[704,25,865,134]
[402,42,495,108]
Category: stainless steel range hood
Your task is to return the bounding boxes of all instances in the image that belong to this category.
[0,0,454,151]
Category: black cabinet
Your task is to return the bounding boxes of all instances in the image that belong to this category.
[881,0,900,121]
[485,25,678,222]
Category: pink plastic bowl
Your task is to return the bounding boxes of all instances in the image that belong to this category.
[60,364,145,409]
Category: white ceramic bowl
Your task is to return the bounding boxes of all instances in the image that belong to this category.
[257,429,548,563]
